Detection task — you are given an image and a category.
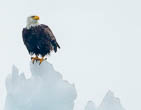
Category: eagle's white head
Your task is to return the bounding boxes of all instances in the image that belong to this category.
[26,15,40,29]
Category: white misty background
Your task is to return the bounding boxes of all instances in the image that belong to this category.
[0,0,141,110]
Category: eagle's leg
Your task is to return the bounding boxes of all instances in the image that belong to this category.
[39,56,47,65]
[31,56,40,64]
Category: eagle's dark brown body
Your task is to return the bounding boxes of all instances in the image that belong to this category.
[22,24,60,57]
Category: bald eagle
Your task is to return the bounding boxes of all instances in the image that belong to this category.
[22,15,60,64]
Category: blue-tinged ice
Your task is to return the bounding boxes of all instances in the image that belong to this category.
[4,61,126,110]
[4,61,77,110]
[85,90,126,110]
[98,90,125,110]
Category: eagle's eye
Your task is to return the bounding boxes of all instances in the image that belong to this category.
[31,16,35,18]
[31,16,40,20]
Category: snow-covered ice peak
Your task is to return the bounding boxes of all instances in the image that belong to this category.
[84,90,126,110]
[98,90,125,110]
[5,61,77,110]
[102,90,119,103]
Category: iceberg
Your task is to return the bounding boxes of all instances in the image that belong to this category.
[85,90,126,110]
[4,61,126,110]
[4,61,77,110]
[98,90,125,110]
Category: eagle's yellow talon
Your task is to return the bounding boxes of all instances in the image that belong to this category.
[39,57,46,65]
[31,56,40,64]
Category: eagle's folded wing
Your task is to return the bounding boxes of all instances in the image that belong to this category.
[41,24,60,52]
[22,28,32,54]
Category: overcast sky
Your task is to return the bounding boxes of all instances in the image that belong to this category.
[0,0,141,110]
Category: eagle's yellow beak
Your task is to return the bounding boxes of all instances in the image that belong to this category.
[32,16,40,20]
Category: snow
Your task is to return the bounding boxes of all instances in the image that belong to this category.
[4,61,77,110]
[4,61,126,110]
[85,90,125,110]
